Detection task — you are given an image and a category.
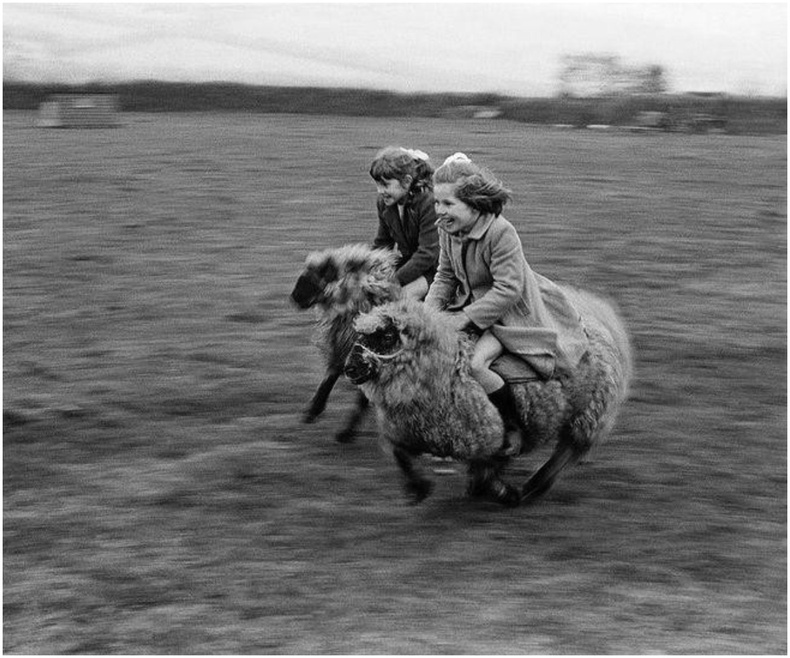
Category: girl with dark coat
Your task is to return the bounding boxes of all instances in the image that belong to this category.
[370,146,440,300]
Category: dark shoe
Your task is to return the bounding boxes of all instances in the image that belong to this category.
[502,428,523,457]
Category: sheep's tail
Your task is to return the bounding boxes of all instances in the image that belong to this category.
[563,285,634,404]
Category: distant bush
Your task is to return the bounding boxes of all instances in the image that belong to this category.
[3,81,785,134]
[499,95,786,134]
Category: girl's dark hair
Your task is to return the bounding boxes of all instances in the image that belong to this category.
[369,146,434,193]
[433,153,511,216]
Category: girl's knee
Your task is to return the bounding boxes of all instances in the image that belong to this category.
[469,333,505,390]
[472,335,501,368]
[469,356,484,380]
[469,351,493,378]
[470,362,504,394]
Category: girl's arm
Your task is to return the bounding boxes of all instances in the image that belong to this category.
[424,232,457,311]
[371,198,395,250]
[394,193,439,286]
[372,222,393,251]
[462,222,525,330]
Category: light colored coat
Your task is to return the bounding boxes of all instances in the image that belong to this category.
[424,214,588,378]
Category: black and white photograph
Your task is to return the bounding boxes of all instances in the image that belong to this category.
[3,2,786,654]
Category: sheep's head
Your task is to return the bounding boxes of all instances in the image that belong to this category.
[290,244,399,312]
[344,299,461,386]
[344,308,404,385]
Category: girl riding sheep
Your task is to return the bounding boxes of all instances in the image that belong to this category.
[369,146,440,300]
[425,153,590,456]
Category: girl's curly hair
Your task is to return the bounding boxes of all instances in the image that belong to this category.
[369,146,435,194]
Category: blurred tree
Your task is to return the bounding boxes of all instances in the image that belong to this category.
[641,65,668,94]
[558,54,669,97]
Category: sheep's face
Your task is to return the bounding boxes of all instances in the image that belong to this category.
[344,314,403,385]
[290,257,339,309]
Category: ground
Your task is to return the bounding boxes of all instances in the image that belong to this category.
[3,111,786,653]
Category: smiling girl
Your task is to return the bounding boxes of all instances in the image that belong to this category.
[369,146,439,300]
[426,153,589,455]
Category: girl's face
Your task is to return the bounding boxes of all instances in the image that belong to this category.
[434,183,480,235]
[375,177,411,207]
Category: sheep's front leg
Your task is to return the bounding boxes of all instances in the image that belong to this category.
[335,391,369,443]
[393,446,433,504]
[303,367,341,423]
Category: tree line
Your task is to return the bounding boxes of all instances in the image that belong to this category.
[3,81,785,135]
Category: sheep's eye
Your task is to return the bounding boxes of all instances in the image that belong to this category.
[363,325,398,352]
[380,326,399,349]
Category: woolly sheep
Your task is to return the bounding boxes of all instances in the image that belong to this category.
[344,294,633,506]
[290,244,401,442]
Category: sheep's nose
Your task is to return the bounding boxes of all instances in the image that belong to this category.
[290,273,320,309]
[344,344,373,385]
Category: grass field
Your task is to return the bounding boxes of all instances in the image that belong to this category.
[3,110,786,654]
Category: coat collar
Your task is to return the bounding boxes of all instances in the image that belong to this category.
[447,213,497,243]
[381,190,422,221]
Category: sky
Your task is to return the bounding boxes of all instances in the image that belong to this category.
[3,2,787,97]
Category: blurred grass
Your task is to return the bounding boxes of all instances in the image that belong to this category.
[3,111,786,653]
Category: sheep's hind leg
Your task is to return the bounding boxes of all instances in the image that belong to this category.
[335,391,369,443]
[393,446,433,504]
[467,457,520,507]
[520,429,583,503]
[303,368,340,423]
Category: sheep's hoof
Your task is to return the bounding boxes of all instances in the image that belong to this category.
[302,409,319,424]
[405,479,433,505]
[335,428,356,443]
[493,482,521,508]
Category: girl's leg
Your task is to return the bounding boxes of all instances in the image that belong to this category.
[401,276,429,301]
[472,331,524,457]
[469,331,505,394]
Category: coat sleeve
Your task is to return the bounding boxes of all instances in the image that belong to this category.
[424,232,457,311]
[393,193,439,286]
[462,222,525,330]
[371,199,394,250]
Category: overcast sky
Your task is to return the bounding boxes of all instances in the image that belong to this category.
[3,3,787,97]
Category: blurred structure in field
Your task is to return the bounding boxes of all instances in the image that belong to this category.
[629,108,728,134]
[38,93,120,128]
[630,110,673,132]
[442,105,503,119]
